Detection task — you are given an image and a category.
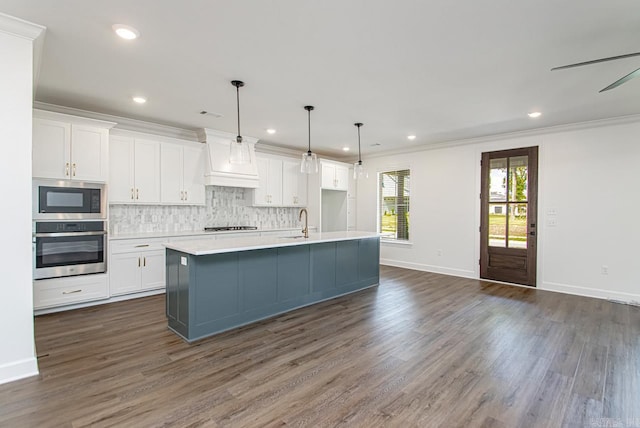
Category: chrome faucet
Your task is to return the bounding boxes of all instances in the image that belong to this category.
[299,208,309,238]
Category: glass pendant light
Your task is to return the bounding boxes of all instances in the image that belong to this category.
[353,122,368,179]
[229,80,250,164]
[300,105,318,174]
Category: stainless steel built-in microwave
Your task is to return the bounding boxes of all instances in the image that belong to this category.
[33,180,106,220]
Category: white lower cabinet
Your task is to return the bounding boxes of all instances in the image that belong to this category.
[109,238,167,296]
[33,273,109,310]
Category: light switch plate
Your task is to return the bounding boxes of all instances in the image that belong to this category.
[180,256,187,266]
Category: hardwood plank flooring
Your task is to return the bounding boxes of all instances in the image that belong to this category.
[1,266,639,427]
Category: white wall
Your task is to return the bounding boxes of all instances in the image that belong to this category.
[357,119,640,303]
[0,14,43,384]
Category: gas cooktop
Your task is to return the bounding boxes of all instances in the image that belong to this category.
[204,226,258,232]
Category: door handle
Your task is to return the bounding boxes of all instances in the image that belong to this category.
[72,163,76,177]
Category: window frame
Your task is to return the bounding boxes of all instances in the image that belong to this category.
[377,168,411,242]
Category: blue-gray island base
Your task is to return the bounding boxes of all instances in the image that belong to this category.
[165,236,380,342]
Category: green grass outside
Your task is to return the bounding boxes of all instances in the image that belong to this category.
[489,213,526,241]
[381,213,409,235]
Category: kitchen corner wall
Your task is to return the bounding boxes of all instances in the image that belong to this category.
[109,186,300,234]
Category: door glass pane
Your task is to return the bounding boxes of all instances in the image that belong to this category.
[489,203,506,247]
[489,158,507,202]
[508,156,528,202]
[508,203,527,249]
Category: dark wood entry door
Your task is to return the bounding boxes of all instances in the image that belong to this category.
[480,146,538,286]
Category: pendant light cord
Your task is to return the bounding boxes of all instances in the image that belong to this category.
[236,84,241,143]
[307,108,311,154]
[355,123,363,165]
[357,125,362,163]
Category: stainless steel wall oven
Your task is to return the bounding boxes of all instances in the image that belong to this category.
[33,221,107,280]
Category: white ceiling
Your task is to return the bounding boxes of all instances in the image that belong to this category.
[2,0,640,157]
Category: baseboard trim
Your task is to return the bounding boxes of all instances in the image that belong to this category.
[380,258,476,279]
[34,288,166,316]
[380,260,640,305]
[0,357,38,385]
[541,281,640,305]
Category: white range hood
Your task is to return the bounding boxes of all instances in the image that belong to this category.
[197,128,260,188]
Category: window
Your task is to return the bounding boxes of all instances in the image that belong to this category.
[379,169,410,241]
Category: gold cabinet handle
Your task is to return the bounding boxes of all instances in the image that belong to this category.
[134,244,149,248]
[72,163,76,177]
[184,190,187,200]
[136,188,139,200]
[180,191,184,201]
[138,257,141,267]
[131,188,135,200]
[62,289,82,295]
[143,257,146,267]
[65,162,70,176]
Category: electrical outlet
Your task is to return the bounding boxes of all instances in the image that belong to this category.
[546,217,557,227]
[601,265,608,275]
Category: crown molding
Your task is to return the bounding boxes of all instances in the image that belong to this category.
[33,101,201,141]
[0,13,47,95]
[0,13,45,40]
[365,113,640,160]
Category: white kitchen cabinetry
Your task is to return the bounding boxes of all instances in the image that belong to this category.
[306,159,351,233]
[32,112,114,182]
[253,156,283,206]
[160,142,205,205]
[250,155,307,207]
[109,135,161,204]
[282,159,307,206]
[109,238,167,296]
[33,274,109,310]
[321,161,349,191]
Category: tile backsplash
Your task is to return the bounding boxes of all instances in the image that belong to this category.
[109,186,301,234]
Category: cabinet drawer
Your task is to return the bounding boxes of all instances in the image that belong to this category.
[34,274,109,309]
[110,238,167,254]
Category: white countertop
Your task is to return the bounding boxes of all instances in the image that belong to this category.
[109,227,306,240]
[164,231,380,255]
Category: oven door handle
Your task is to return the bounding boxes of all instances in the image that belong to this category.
[34,231,108,238]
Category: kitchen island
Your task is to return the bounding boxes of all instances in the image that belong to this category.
[164,231,380,342]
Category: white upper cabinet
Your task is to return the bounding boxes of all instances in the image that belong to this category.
[160,142,205,205]
[109,135,161,204]
[321,161,349,191]
[32,112,114,182]
[253,156,283,206]
[282,159,307,206]
[250,154,307,207]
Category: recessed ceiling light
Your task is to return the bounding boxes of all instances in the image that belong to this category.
[407,135,416,140]
[113,24,140,40]
[342,147,350,152]
[528,111,542,118]
[266,128,276,134]
[132,96,147,104]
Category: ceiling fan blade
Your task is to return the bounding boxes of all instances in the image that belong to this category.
[551,52,640,71]
[599,66,640,92]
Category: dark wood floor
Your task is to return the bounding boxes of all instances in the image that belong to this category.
[1,266,639,427]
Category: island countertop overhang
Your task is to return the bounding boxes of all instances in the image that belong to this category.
[164,231,380,256]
